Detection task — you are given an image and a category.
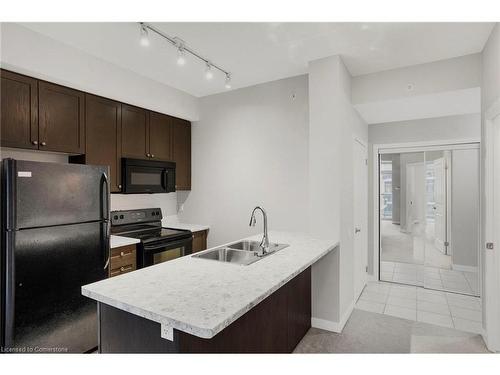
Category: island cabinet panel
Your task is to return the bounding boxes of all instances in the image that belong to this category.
[287,266,312,352]
[0,70,38,149]
[171,118,191,190]
[99,303,180,353]
[121,104,149,159]
[97,266,311,353]
[71,94,123,192]
[148,112,172,161]
[38,81,85,153]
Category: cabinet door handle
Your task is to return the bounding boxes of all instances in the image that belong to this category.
[32,140,38,145]
[40,141,47,146]
[118,184,122,189]
[120,252,125,257]
[151,154,155,158]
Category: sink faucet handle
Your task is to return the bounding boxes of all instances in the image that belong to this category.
[249,215,257,226]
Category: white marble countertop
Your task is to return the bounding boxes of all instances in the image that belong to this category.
[110,235,141,249]
[82,231,338,340]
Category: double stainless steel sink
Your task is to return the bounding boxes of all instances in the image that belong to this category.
[192,240,289,266]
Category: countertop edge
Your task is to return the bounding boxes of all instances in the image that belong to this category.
[83,239,339,340]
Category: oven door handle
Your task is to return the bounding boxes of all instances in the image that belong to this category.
[143,237,192,252]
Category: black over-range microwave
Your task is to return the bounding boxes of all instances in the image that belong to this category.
[121,158,176,194]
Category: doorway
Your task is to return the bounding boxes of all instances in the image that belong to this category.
[378,145,480,297]
[353,138,368,300]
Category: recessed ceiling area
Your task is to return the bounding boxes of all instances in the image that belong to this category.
[19,22,495,97]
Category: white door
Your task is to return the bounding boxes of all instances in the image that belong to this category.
[486,113,500,350]
[353,139,368,299]
[433,157,447,253]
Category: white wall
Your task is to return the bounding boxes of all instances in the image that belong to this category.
[367,114,481,274]
[0,23,199,121]
[481,25,500,112]
[352,54,482,124]
[179,75,309,247]
[352,54,481,104]
[308,55,368,329]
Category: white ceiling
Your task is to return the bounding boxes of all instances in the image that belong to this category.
[20,22,495,97]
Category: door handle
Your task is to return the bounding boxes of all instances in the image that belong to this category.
[355,227,361,233]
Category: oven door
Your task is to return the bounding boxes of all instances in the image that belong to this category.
[140,237,192,268]
[122,159,176,194]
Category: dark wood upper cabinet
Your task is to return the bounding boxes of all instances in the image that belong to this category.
[121,104,149,159]
[1,69,193,192]
[38,81,85,154]
[0,70,39,149]
[83,94,122,192]
[149,112,172,161]
[172,118,191,190]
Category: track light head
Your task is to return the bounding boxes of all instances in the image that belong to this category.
[205,63,214,80]
[225,74,232,89]
[139,23,150,47]
[177,47,186,66]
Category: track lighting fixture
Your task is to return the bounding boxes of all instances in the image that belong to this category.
[138,22,231,89]
[139,23,150,47]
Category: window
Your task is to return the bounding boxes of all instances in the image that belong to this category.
[380,160,393,220]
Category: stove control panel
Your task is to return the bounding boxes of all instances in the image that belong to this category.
[111,208,163,226]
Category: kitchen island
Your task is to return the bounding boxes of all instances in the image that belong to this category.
[82,231,338,353]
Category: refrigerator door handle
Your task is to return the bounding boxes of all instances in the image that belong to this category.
[100,173,110,222]
[102,220,110,270]
[100,173,110,270]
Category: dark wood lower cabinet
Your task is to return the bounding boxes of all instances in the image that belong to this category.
[98,267,311,353]
[191,230,208,253]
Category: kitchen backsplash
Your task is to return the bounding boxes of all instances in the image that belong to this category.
[110,192,178,216]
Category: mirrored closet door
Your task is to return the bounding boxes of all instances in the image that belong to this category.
[379,145,480,297]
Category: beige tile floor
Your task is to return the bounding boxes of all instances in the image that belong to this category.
[380,261,479,296]
[355,281,482,334]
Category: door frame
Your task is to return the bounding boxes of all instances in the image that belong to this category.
[353,136,368,300]
[484,97,500,352]
[371,138,481,283]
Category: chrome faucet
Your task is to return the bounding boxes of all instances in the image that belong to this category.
[249,206,270,251]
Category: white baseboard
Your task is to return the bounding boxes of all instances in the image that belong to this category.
[452,264,478,273]
[311,301,355,333]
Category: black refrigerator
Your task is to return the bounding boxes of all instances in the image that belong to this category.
[1,159,110,353]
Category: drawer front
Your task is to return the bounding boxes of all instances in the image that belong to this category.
[109,244,136,277]
[109,264,135,278]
